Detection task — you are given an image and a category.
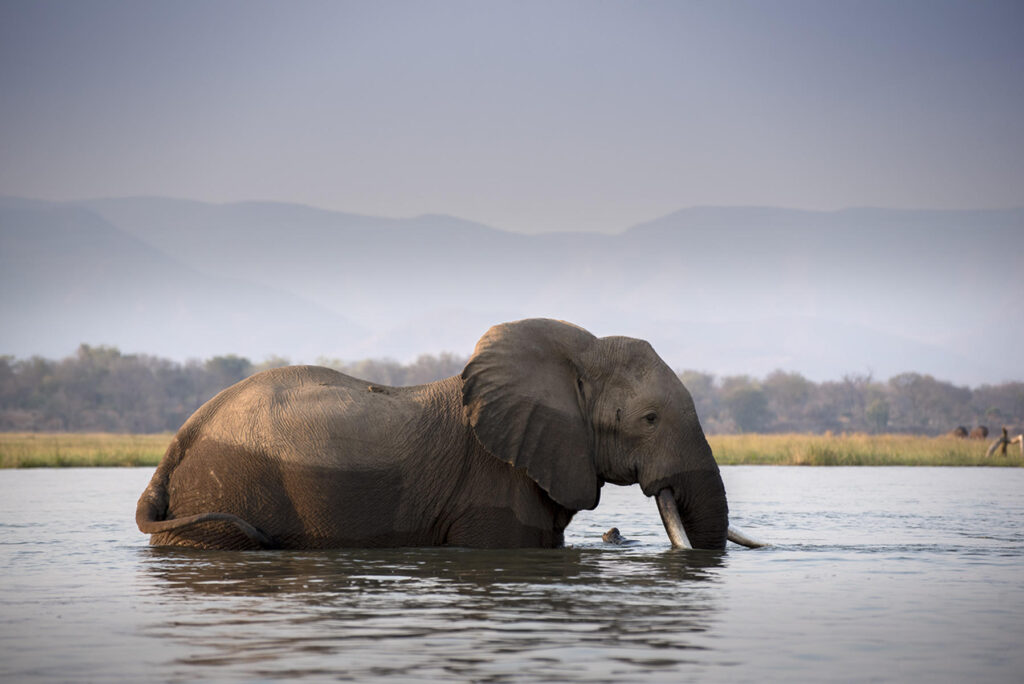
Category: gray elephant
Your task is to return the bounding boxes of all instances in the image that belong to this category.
[137,319,760,551]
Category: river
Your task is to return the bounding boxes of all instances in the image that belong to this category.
[1,466,1022,682]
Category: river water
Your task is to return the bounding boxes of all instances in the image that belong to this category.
[1,466,1022,683]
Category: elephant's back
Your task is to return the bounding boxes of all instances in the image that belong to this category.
[248,364,379,391]
[177,365,423,469]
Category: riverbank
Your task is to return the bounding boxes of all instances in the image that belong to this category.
[1,431,1019,468]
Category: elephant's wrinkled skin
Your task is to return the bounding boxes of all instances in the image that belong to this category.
[137,319,730,550]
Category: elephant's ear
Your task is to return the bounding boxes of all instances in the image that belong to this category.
[461,318,600,511]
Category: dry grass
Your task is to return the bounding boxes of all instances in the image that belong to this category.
[708,432,1022,467]
[0,432,171,468]
[0,432,1019,468]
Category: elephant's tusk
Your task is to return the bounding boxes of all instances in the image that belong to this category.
[655,488,692,549]
[727,525,769,548]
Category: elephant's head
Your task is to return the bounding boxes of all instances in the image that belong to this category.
[461,318,728,550]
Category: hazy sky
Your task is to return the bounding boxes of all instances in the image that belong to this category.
[1,0,1022,233]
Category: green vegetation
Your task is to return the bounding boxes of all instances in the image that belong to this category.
[0,432,170,468]
[709,433,1022,467]
[0,432,1019,469]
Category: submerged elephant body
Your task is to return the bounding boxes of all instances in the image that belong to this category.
[137,319,731,550]
[139,370,570,548]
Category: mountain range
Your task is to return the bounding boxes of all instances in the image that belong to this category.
[2,196,1022,385]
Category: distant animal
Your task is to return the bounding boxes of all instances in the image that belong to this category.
[137,318,764,551]
[970,426,989,440]
[948,426,969,438]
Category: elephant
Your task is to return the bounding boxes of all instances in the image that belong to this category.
[137,318,763,551]
[948,426,969,438]
[969,426,989,440]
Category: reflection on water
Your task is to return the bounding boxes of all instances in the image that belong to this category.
[1,467,1023,682]
[143,545,725,595]
[139,546,726,680]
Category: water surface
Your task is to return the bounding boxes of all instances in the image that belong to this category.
[1,467,1022,682]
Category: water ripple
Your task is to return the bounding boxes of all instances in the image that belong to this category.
[2,467,1023,682]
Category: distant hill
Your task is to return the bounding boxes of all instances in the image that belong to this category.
[2,196,1022,385]
[0,201,365,361]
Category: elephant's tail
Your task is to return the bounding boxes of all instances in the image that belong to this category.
[136,507,276,548]
[136,440,275,549]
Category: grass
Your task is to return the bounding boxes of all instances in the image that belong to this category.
[709,433,1022,467]
[0,432,1019,468]
[0,432,171,468]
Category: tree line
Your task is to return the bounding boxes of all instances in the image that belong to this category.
[0,345,466,433]
[683,370,1022,436]
[1,345,1021,435]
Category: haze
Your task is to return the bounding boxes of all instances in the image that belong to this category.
[3,1,1022,233]
[1,1,1023,385]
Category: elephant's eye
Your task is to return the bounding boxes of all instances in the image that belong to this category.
[644,412,658,425]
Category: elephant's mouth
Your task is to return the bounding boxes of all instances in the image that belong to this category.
[655,488,767,550]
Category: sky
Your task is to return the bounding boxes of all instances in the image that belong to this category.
[1,0,1022,234]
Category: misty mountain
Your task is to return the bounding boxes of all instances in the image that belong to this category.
[0,201,365,361]
[2,197,1022,385]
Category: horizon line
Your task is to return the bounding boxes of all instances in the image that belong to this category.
[3,193,1023,237]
